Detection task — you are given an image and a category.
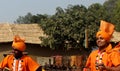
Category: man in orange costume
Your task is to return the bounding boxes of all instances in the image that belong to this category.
[0,35,42,71]
[83,20,120,71]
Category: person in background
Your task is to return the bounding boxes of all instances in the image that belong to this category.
[83,20,120,71]
[0,35,42,71]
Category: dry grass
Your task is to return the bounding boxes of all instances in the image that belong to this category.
[0,23,47,44]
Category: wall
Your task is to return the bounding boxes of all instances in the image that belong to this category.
[0,43,12,61]
[0,42,84,67]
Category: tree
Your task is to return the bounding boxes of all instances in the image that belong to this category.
[14,13,48,24]
[14,12,33,24]
[102,0,120,31]
[109,0,120,31]
[40,5,88,50]
[40,4,108,51]
[85,3,108,47]
[15,2,113,51]
[31,14,49,23]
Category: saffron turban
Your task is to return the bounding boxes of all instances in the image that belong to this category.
[12,35,26,51]
[96,20,115,41]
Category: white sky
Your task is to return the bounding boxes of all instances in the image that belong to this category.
[0,0,106,23]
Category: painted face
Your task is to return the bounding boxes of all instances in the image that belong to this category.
[96,35,108,48]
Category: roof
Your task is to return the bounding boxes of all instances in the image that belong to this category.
[0,23,47,44]
[111,31,120,42]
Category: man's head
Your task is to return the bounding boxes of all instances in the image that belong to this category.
[96,20,115,48]
[96,34,109,48]
[12,35,26,58]
[96,31,111,42]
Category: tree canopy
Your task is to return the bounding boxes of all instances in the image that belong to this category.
[14,0,119,51]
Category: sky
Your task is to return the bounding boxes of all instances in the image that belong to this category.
[0,0,106,23]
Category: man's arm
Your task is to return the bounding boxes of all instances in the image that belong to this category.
[0,55,10,71]
[97,63,120,71]
[106,65,120,71]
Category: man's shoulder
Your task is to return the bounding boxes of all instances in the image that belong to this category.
[21,55,33,60]
[89,50,98,56]
[4,54,14,60]
[91,49,98,54]
[106,47,120,54]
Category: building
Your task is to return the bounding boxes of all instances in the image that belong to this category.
[0,23,84,67]
[111,31,120,43]
[0,23,53,65]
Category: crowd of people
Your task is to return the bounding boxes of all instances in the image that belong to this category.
[0,20,120,71]
[43,62,83,71]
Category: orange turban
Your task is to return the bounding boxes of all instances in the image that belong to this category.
[96,20,115,41]
[12,35,26,51]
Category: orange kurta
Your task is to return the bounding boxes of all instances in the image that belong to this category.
[0,55,40,71]
[85,44,120,71]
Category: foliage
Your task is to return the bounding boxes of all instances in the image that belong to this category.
[102,0,120,31]
[14,12,48,24]
[110,0,120,31]
[14,13,33,24]
[40,4,111,50]
[14,0,120,51]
